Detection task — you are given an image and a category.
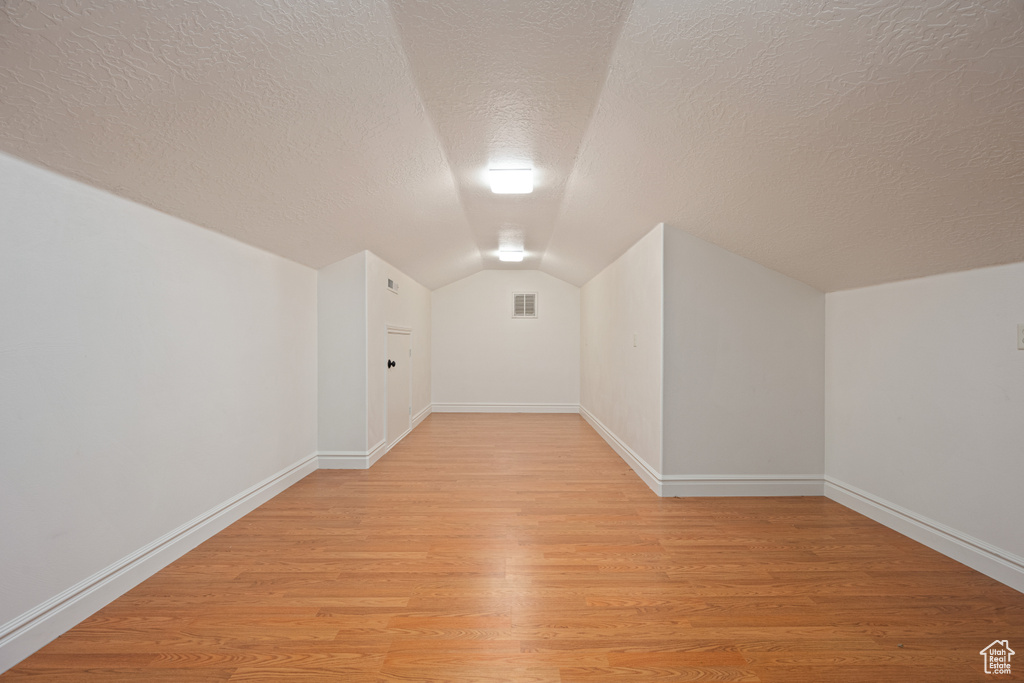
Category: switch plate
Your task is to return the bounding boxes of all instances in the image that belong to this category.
[633,333,638,347]
[1019,324,1024,350]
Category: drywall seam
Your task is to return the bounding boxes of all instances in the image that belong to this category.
[432,403,580,413]
[0,452,319,674]
[825,476,1024,594]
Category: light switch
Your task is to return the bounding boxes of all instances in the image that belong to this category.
[633,333,638,348]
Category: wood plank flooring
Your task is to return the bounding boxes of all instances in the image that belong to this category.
[5,413,1022,681]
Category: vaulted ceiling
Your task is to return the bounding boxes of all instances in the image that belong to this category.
[2,0,1022,291]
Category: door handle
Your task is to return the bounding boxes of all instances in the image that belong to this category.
[388,359,396,369]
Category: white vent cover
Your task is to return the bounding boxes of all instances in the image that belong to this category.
[387,277,398,294]
[512,292,537,318]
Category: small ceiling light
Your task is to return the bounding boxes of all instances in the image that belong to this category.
[489,168,533,194]
[498,249,524,262]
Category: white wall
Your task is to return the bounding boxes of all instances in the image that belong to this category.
[432,270,580,411]
[367,251,432,446]
[663,226,824,481]
[0,153,318,667]
[580,225,664,475]
[318,251,431,458]
[318,253,367,453]
[826,262,1024,588]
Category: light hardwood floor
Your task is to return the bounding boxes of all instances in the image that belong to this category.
[4,413,1022,681]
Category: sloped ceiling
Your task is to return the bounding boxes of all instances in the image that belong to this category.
[1,0,1022,291]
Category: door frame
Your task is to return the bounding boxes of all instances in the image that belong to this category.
[385,325,413,451]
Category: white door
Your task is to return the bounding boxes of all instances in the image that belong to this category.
[386,330,411,448]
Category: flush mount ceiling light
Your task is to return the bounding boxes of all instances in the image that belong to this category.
[489,168,533,194]
[498,249,524,262]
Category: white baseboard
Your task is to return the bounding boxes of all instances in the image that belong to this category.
[579,405,662,495]
[661,474,824,497]
[580,405,824,498]
[412,404,431,428]
[366,438,387,466]
[825,476,1024,594]
[431,402,580,414]
[318,439,386,470]
[0,452,318,674]
[379,406,430,455]
[387,427,412,452]
[319,408,431,470]
[381,406,432,457]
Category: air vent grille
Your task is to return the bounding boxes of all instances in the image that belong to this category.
[512,292,537,318]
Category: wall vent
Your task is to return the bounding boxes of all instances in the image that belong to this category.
[387,278,399,294]
[512,292,537,318]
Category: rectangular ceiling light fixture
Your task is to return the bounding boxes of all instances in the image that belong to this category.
[498,249,524,262]
[489,168,533,194]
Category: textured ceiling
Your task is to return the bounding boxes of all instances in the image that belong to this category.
[546,0,1024,290]
[0,0,481,288]
[2,0,1023,291]
[390,0,632,271]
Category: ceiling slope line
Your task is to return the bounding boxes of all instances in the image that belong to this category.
[380,0,484,289]
[388,0,635,281]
